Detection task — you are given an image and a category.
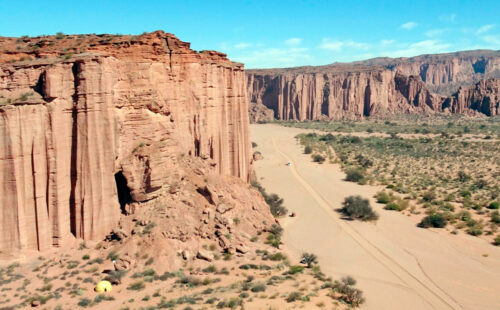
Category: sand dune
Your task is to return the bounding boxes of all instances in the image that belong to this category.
[251,124,500,310]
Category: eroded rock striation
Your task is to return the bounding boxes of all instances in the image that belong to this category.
[444,78,500,116]
[247,50,500,121]
[0,31,265,254]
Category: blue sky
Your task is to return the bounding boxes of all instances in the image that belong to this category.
[0,0,499,68]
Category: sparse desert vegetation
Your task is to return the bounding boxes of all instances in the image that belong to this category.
[0,245,363,309]
[294,116,500,244]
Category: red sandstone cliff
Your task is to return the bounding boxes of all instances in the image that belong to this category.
[444,78,500,116]
[247,50,500,121]
[0,31,263,254]
[247,69,444,121]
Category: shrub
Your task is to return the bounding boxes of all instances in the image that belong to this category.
[300,253,318,268]
[266,234,280,248]
[491,211,500,224]
[312,154,325,163]
[467,226,483,236]
[107,252,118,261]
[251,142,257,148]
[55,32,64,40]
[127,281,145,291]
[269,223,283,238]
[345,168,365,183]
[419,213,447,228]
[341,276,357,286]
[304,145,312,154]
[286,291,303,302]
[266,194,288,217]
[375,191,392,204]
[340,196,378,221]
[422,191,436,202]
[494,235,500,246]
[488,201,499,210]
[77,298,92,307]
[252,181,288,217]
[285,265,304,275]
[384,202,402,211]
[250,283,266,292]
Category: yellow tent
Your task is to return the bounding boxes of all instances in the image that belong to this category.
[95,280,112,293]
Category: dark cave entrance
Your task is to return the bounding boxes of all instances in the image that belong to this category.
[115,171,132,214]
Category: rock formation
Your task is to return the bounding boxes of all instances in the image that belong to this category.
[0,31,268,255]
[248,101,275,123]
[247,50,500,121]
[444,78,500,116]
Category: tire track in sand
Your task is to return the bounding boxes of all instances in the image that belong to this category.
[271,138,462,310]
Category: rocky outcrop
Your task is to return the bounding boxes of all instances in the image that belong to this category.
[0,31,256,254]
[247,50,500,121]
[248,101,275,123]
[444,78,500,116]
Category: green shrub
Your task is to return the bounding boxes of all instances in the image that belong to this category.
[384,202,401,211]
[77,298,92,307]
[467,226,483,236]
[491,211,500,224]
[345,168,365,183]
[250,283,266,292]
[251,181,288,217]
[488,201,499,210]
[312,154,325,163]
[300,253,318,268]
[304,145,312,154]
[422,191,436,202]
[340,196,378,221]
[419,213,447,228]
[285,265,304,275]
[494,235,500,246]
[127,281,145,291]
[375,191,392,204]
[286,291,303,302]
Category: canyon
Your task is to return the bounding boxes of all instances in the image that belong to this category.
[247,50,500,121]
[0,31,272,256]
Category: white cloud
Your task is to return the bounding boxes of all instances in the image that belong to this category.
[482,35,500,46]
[401,22,418,30]
[318,39,343,51]
[383,40,452,58]
[233,47,312,68]
[476,24,495,35]
[380,39,395,46]
[319,38,370,51]
[234,42,251,49]
[285,38,302,46]
[424,29,447,38]
[439,13,456,22]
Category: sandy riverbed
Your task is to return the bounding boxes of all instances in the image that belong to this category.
[251,124,500,310]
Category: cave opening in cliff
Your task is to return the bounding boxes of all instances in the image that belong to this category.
[115,171,132,214]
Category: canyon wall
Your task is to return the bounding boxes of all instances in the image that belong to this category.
[444,78,500,116]
[0,31,252,253]
[247,50,500,121]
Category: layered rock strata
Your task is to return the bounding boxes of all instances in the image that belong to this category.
[0,31,254,254]
[247,50,500,121]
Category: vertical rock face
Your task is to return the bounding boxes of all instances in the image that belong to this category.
[247,69,443,121]
[445,79,500,116]
[388,51,500,95]
[0,31,251,253]
[247,50,500,121]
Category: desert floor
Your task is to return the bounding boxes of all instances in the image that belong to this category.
[251,123,500,310]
